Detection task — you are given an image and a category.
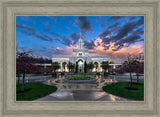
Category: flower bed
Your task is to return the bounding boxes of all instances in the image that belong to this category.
[64,76,97,83]
[66,76,94,80]
[67,72,95,75]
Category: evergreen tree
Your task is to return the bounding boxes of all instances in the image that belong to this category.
[67,61,75,72]
[75,61,78,73]
[87,62,94,72]
[101,61,110,76]
[84,61,87,73]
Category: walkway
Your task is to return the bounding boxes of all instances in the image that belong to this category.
[34,76,134,101]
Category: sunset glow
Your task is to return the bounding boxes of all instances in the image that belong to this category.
[16,16,144,63]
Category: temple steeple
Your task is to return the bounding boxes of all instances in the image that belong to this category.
[78,29,83,49]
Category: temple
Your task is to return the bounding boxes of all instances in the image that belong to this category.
[51,32,122,72]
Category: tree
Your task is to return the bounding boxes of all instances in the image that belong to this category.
[109,61,114,64]
[133,61,144,83]
[87,62,94,72]
[84,61,87,73]
[75,61,78,73]
[44,67,52,74]
[115,67,125,73]
[67,62,75,72]
[16,62,21,87]
[101,61,110,75]
[16,50,36,91]
[52,62,60,73]
[133,54,144,83]
[16,49,21,87]
[123,54,135,88]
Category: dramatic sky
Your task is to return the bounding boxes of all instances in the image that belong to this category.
[16,16,144,63]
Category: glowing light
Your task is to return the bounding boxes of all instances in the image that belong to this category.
[78,61,83,65]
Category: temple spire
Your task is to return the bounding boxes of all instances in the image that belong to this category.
[78,29,83,49]
[80,28,81,39]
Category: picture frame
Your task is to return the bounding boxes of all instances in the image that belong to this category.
[0,0,159,117]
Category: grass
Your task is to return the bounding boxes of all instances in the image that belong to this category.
[66,76,94,80]
[102,82,144,100]
[16,83,57,101]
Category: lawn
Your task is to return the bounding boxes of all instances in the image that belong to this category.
[16,83,57,101]
[102,82,144,100]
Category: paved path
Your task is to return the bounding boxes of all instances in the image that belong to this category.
[34,77,133,101]
[34,90,132,101]
[17,74,143,101]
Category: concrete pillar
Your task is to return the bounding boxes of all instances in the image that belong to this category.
[98,62,101,72]
[60,62,63,72]
[65,63,67,72]
[113,65,116,69]
[44,65,46,74]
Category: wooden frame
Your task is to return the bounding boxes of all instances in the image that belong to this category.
[0,0,159,117]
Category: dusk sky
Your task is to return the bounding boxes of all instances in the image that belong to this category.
[16,16,144,63]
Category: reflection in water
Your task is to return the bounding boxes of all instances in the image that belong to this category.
[50,91,73,98]
[48,90,130,101]
[108,93,130,101]
[109,79,113,82]
[92,92,106,99]
[44,74,120,90]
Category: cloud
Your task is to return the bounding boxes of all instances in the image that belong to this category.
[96,16,103,22]
[108,22,120,29]
[20,16,36,23]
[61,36,72,46]
[47,16,57,23]
[106,16,123,22]
[99,18,144,51]
[35,35,53,42]
[129,16,137,20]
[44,28,72,46]
[41,46,47,50]
[44,28,63,38]
[100,23,107,29]
[21,30,33,36]
[65,26,72,31]
[16,24,36,34]
[113,22,137,40]
[42,21,49,26]
[108,22,120,32]
[69,20,72,24]
[134,28,144,35]
[33,37,144,63]
[99,30,110,40]
[116,34,142,47]
[75,16,93,33]
[90,38,144,63]
[17,24,54,42]
[52,45,78,55]
[137,16,144,25]
[69,32,80,44]
[83,40,96,49]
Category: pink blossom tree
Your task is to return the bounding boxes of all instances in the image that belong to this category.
[122,54,135,88]
[133,54,144,83]
[16,50,38,91]
[115,67,125,73]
